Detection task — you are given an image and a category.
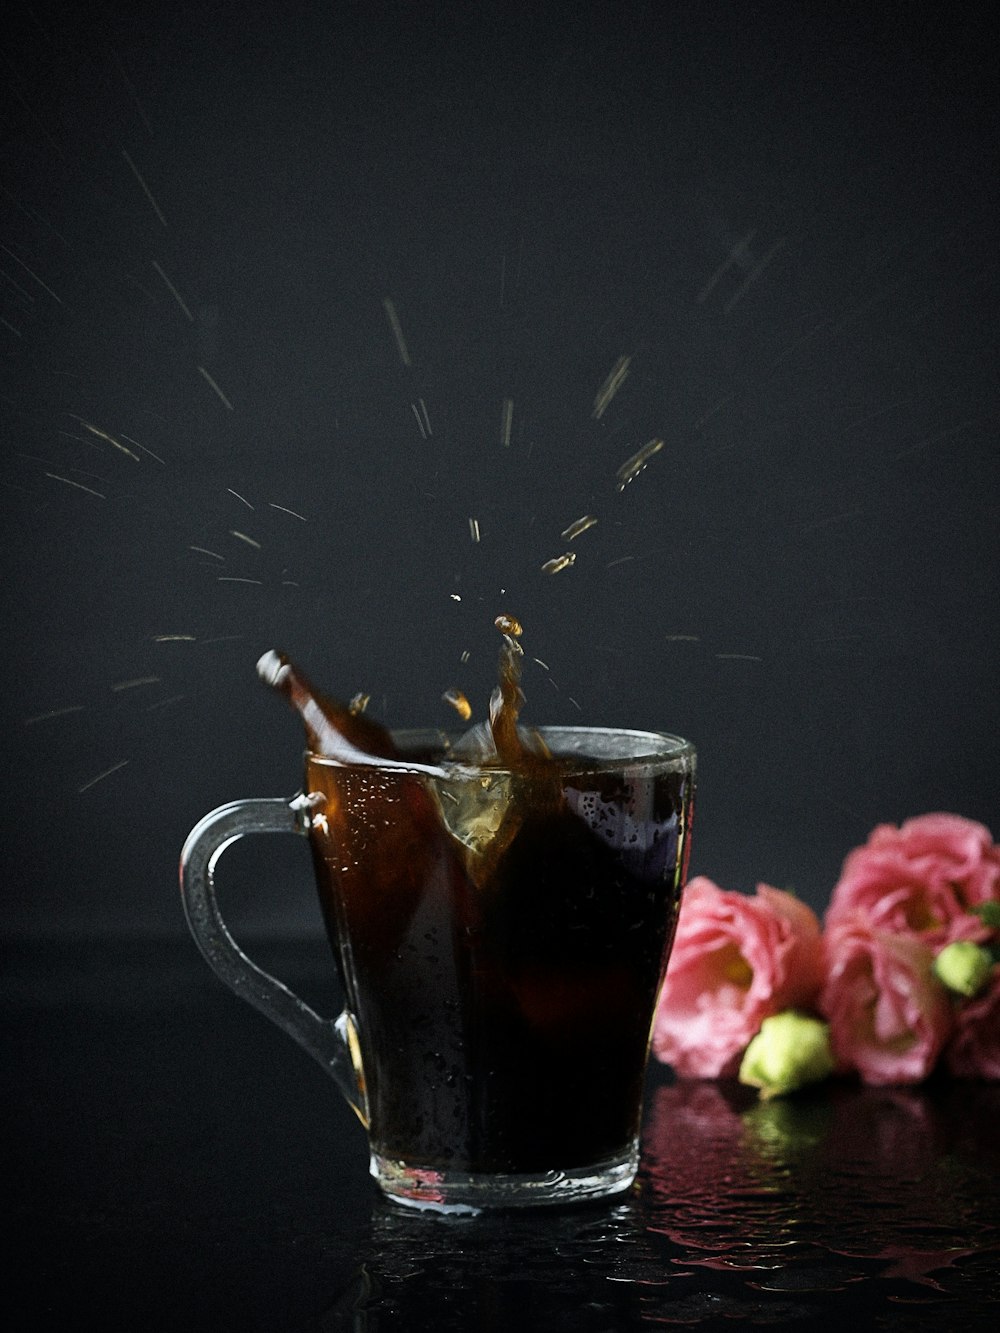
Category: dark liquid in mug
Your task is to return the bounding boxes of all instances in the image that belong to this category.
[261,620,694,1174]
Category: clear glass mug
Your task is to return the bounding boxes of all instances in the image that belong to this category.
[180,726,696,1212]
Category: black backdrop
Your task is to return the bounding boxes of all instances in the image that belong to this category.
[2,0,997,938]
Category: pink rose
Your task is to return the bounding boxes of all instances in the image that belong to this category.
[945,968,1000,1079]
[819,918,953,1085]
[652,876,824,1078]
[826,813,1000,950]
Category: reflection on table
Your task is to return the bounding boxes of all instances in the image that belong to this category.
[326,1075,1000,1329]
[6,940,999,1330]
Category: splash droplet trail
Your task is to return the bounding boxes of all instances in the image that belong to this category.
[561,515,597,541]
[383,298,411,366]
[111,676,161,692]
[615,438,664,492]
[45,472,105,499]
[198,366,234,411]
[501,397,514,447]
[442,688,472,721]
[541,552,576,575]
[78,759,130,793]
[121,149,167,226]
[151,260,193,320]
[593,356,631,419]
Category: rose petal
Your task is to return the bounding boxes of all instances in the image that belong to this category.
[820,918,953,1086]
[827,814,999,948]
[653,877,824,1079]
[945,968,1000,1079]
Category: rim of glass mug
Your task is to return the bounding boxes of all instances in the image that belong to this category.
[303,725,696,776]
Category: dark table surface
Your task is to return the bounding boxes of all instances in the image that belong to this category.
[5,936,1000,1331]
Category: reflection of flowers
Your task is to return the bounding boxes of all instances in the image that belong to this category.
[650,877,824,1078]
[653,814,1000,1095]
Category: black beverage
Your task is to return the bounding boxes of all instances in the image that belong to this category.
[261,620,695,1177]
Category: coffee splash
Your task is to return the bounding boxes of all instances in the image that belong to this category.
[256,648,399,763]
[258,614,545,770]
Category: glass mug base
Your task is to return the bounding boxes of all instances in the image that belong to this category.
[371,1144,640,1213]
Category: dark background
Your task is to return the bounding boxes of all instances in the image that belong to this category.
[2,0,997,939]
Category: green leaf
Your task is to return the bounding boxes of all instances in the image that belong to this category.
[972,901,1000,929]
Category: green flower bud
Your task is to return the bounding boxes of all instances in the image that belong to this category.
[738,1012,835,1101]
[932,940,993,998]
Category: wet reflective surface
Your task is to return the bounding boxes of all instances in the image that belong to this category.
[6,939,1000,1329]
[335,1081,1000,1329]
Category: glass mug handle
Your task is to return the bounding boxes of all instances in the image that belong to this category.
[178,795,368,1125]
